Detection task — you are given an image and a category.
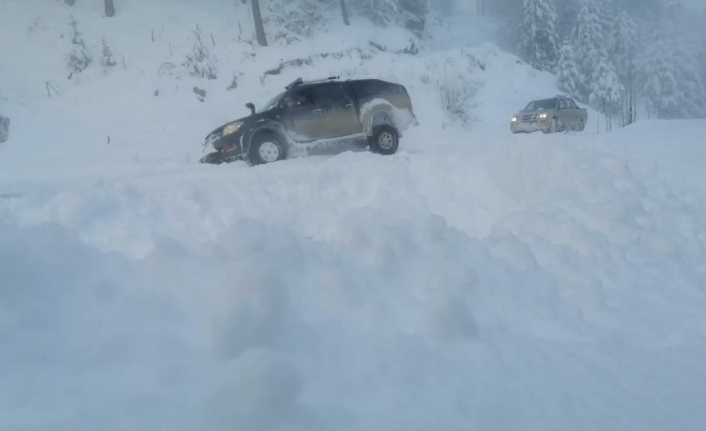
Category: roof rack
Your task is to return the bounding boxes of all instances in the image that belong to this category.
[285,77,304,90]
[285,76,340,90]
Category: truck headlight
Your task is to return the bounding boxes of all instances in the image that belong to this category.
[539,113,548,119]
[223,122,243,136]
[511,117,518,122]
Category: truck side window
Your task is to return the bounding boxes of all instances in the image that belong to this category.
[558,99,567,109]
[310,83,352,108]
[283,89,313,109]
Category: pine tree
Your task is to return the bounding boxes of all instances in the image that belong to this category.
[590,57,623,130]
[352,0,399,26]
[519,0,559,73]
[573,0,604,101]
[67,16,92,74]
[640,0,706,119]
[101,38,117,68]
[399,0,428,36]
[555,0,580,41]
[610,10,638,125]
[557,38,580,97]
[597,0,615,38]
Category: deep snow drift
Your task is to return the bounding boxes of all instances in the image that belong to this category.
[2,1,706,431]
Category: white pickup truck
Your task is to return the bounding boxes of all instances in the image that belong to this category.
[511,96,588,134]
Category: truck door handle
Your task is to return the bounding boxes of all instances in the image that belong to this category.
[313,109,323,114]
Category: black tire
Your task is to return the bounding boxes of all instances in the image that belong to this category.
[578,119,585,132]
[248,132,287,166]
[369,125,399,155]
[543,118,559,134]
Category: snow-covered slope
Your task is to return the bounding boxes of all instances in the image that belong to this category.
[2,1,706,431]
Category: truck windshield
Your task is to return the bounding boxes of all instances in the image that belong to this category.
[525,99,557,110]
[259,93,283,112]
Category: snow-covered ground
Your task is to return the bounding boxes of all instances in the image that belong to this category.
[2,1,706,430]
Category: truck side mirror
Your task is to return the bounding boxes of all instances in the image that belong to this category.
[246,103,256,115]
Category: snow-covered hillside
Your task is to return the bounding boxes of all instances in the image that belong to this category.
[2,1,706,431]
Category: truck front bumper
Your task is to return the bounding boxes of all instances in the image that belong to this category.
[511,118,551,133]
[199,132,245,164]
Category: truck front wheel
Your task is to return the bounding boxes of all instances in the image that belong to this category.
[248,132,288,166]
[369,125,399,155]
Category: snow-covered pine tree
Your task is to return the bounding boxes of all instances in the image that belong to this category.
[350,0,430,35]
[66,16,92,74]
[399,0,429,37]
[351,0,399,26]
[265,0,332,42]
[642,36,705,119]
[555,0,579,41]
[183,25,217,80]
[640,0,705,119]
[597,0,615,40]
[590,57,623,130]
[573,0,604,101]
[518,0,559,73]
[557,38,580,97]
[100,38,117,69]
[610,10,638,125]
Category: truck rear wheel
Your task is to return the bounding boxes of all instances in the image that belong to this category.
[369,125,399,155]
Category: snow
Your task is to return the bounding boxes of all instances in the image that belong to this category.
[2,1,706,430]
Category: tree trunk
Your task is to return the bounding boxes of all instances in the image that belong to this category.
[340,0,350,26]
[104,0,115,17]
[251,0,268,47]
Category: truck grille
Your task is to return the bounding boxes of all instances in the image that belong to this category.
[522,114,538,123]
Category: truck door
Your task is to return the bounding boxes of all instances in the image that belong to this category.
[308,83,363,138]
[281,87,328,142]
[557,98,571,128]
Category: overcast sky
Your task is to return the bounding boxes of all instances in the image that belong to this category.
[684,0,706,10]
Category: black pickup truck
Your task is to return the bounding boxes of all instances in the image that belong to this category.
[200,77,418,166]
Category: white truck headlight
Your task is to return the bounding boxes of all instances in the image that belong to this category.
[539,113,548,119]
[511,117,518,122]
[223,122,243,136]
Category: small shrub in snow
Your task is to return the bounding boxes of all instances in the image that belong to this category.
[66,16,92,74]
[183,25,217,80]
[439,78,481,126]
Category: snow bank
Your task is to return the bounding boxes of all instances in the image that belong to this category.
[3,120,706,430]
